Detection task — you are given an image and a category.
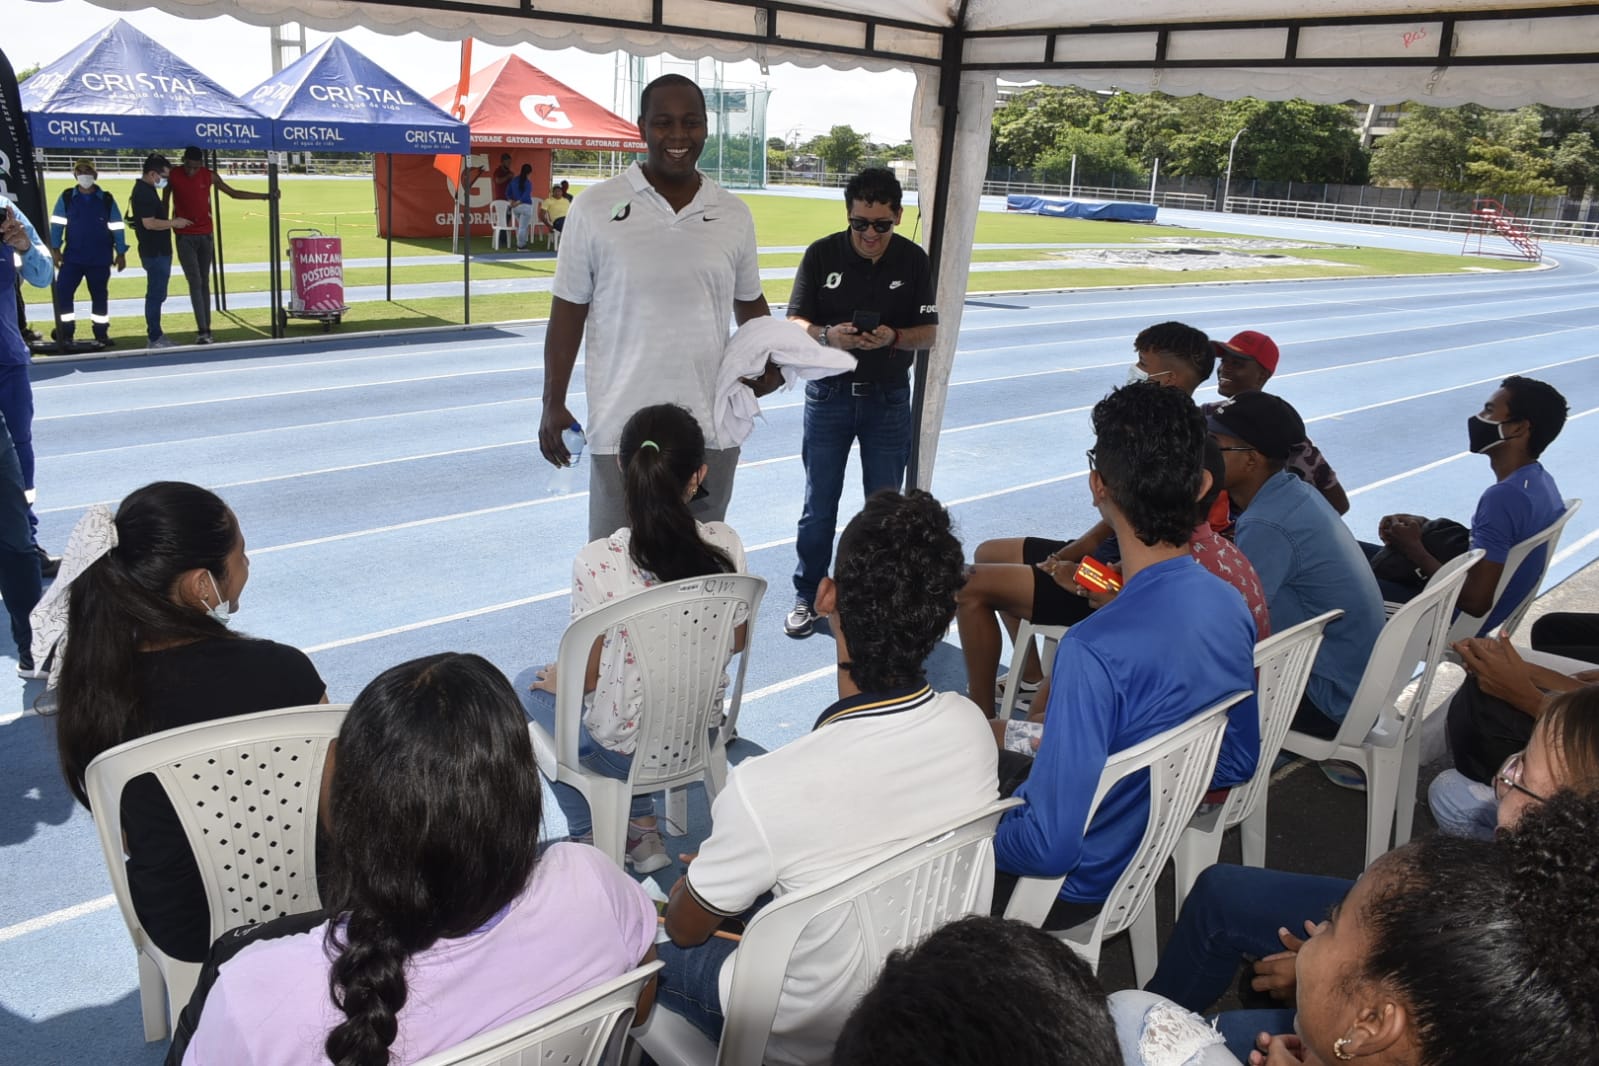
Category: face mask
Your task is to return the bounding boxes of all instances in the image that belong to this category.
[1467,413,1509,454]
[205,572,236,626]
[156,177,168,190]
[75,174,95,190]
[1127,364,1172,387]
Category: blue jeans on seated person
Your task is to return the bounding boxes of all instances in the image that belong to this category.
[1215,1008,1298,1060]
[518,678,652,839]
[654,933,740,1042]
[1144,864,1351,1015]
[793,376,911,604]
[1427,768,1497,840]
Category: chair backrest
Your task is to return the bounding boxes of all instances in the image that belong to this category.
[413,961,663,1066]
[84,704,347,948]
[551,574,766,791]
[1446,498,1581,644]
[715,798,1021,1066]
[1219,611,1341,830]
[490,198,511,227]
[1340,549,1484,750]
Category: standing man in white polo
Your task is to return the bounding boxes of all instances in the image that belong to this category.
[540,74,778,540]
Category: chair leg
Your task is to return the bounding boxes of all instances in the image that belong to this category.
[137,950,168,1042]
[1129,899,1160,989]
[1171,826,1222,920]
[587,779,631,869]
[1240,795,1269,869]
[1364,751,1402,867]
[664,787,688,837]
[1393,733,1422,850]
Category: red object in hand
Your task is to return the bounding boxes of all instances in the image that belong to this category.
[1074,556,1123,595]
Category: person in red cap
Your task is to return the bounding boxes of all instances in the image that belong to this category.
[1202,330,1350,516]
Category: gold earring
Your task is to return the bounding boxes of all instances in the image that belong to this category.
[1334,1036,1356,1061]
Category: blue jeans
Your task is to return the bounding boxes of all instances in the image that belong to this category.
[1144,864,1351,1013]
[655,932,739,1041]
[1427,768,1497,840]
[1215,1008,1298,1060]
[0,409,41,659]
[517,676,653,838]
[793,376,911,603]
[143,255,172,341]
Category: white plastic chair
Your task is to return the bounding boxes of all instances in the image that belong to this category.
[1002,694,1247,986]
[488,199,517,251]
[1282,549,1484,868]
[997,619,1069,719]
[414,960,662,1066]
[529,574,766,868]
[84,704,347,1041]
[1446,497,1580,644]
[635,798,1021,1066]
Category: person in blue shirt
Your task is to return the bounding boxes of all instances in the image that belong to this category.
[0,195,49,673]
[1209,391,1385,740]
[991,381,1259,930]
[1365,376,1567,634]
[506,163,537,250]
[48,160,127,350]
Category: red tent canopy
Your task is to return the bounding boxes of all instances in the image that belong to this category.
[432,55,646,152]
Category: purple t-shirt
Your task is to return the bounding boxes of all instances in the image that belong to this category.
[182,843,655,1066]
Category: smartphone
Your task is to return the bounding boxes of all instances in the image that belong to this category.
[851,309,881,333]
[1074,556,1123,595]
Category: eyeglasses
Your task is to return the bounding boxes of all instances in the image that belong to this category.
[1215,445,1256,453]
[1085,448,1097,470]
[848,218,895,233]
[1494,750,1547,805]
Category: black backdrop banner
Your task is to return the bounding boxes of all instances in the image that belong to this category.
[0,46,46,233]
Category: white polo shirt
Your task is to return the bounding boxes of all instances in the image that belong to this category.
[684,685,999,1066]
[552,163,763,453]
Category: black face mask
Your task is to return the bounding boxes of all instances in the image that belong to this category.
[1467,413,1510,454]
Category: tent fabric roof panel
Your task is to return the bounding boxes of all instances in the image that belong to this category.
[431,55,646,151]
[20,17,272,150]
[244,37,468,153]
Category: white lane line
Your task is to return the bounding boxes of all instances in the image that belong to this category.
[304,589,570,653]
[1313,353,1599,422]
[0,893,117,944]
[742,665,836,702]
[1554,528,1599,567]
[37,363,538,422]
[1348,453,1471,498]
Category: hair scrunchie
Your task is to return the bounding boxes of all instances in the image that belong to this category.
[28,504,120,687]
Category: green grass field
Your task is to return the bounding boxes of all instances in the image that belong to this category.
[22,175,1534,349]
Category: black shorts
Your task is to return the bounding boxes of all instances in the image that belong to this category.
[1022,537,1094,628]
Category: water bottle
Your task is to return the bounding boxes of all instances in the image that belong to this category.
[546,422,586,495]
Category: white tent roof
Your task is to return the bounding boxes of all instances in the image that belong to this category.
[82,1,1599,106]
[78,0,1599,482]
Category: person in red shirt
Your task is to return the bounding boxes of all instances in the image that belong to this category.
[164,146,275,344]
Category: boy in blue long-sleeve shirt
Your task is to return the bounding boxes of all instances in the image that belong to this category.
[992,382,1259,929]
[48,159,127,349]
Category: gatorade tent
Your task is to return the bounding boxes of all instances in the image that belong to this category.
[377,55,644,240]
[72,0,1599,484]
[242,37,468,329]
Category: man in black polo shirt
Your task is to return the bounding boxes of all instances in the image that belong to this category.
[127,153,190,349]
[783,167,937,637]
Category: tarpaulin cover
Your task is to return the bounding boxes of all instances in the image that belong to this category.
[432,55,645,152]
[21,18,270,150]
[1006,195,1158,222]
[245,37,467,154]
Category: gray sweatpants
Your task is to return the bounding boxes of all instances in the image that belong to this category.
[175,234,213,333]
[587,446,740,542]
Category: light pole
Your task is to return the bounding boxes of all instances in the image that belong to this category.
[1223,128,1245,213]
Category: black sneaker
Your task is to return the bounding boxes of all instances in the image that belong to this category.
[784,599,819,638]
[35,545,60,579]
[197,332,214,345]
[17,653,46,680]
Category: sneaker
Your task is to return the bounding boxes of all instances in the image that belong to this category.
[148,336,175,349]
[35,545,60,579]
[17,654,46,680]
[994,673,1041,705]
[196,332,213,345]
[1320,761,1367,792]
[784,599,819,638]
[94,336,115,350]
[626,828,672,874]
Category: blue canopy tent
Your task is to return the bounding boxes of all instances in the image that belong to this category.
[244,38,469,336]
[21,19,272,343]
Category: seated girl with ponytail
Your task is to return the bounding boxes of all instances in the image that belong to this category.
[44,481,327,963]
[172,653,657,1066]
[524,403,749,874]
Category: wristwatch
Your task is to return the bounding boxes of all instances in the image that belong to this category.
[815,325,830,347]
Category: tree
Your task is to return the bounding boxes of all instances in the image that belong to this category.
[1547,130,1599,198]
[766,137,787,152]
[813,124,866,174]
[1370,105,1486,196]
[1035,128,1141,187]
[1466,107,1560,196]
[989,86,1103,168]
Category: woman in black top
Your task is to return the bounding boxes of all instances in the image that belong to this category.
[52,481,326,961]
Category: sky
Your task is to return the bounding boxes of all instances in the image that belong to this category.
[7,0,922,145]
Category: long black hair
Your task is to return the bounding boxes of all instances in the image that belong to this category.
[323,653,542,1066]
[55,481,241,807]
[617,404,734,582]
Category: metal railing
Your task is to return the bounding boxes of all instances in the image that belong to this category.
[1222,196,1599,245]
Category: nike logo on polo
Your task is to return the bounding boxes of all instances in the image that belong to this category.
[703,216,718,222]
[889,280,904,289]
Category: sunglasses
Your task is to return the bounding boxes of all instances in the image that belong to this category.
[848,218,895,234]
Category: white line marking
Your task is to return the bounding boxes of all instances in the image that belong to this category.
[1554,528,1599,567]
[742,665,836,702]
[304,589,571,652]
[0,894,117,943]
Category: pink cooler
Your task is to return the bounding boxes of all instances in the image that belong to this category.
[288,234,345,313]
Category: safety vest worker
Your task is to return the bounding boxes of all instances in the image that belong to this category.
[48,159,128,348]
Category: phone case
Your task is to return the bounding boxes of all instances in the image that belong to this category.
[1073,556,1123,594]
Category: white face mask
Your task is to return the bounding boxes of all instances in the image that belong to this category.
[75,174,95,190]
[155,177,168,190]
[1127,363,1173,387]
[205,572,237,626]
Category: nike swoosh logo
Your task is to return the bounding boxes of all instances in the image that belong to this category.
[889,280,904,289]
[703,216,718,222]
